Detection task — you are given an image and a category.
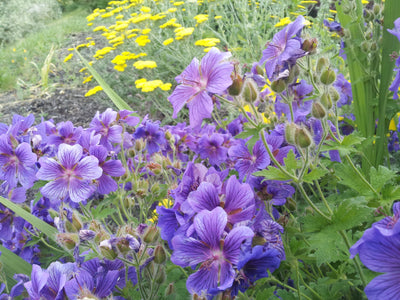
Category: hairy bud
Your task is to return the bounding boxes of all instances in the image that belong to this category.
[242,79,259,102]
[270,79,286,93]
[295,127,313,148]
[285,123,297,145]
[228,74,244,96]
[320,68,336,85]
[312,102,327,119]
[320,92,333,110]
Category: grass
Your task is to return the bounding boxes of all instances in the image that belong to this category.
[0,9,91,93]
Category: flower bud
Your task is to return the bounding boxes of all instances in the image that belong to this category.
[143,225,159,243]
[134,139,146,152]
[361,41,370,53]
[295,127,312,148]
[154,245,167,264]
[370,42,377,52]
[316,57,329,75]
[57,233,78,250]
[373,4,381,15]
[320,92,333,110]
[100,240,118,260]
[302,38,318,54]
[165,283,175,297]
[252,236,267,247]
[328,86,340,103]
[285,123,297,145]
[241,79,259,102]
[228,74,244,96]
[320,68,336,85]
[154,266,166,284]
[79,229,96,242]
[270,79,286,93]
[312,102,327,119]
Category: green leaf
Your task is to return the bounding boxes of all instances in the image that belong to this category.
[369,165,396,192]
[0,245,32,287]
[283,150,301,175]
[234,128,259,140]
[302,169,328,183]
[253,167,293,181]
[255,286,276,300]
[381,185,400,205]
[308,230,348,266]
[340,133,365,147]
[0,196,58,243]
[74,50,139,114]
[330,197,373,231]
[334,164,372,196]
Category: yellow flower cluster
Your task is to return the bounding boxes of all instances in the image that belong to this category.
[133,60,157,69]
[148,198,173,223]
[85,86,103,97]
[195,38,220,47]
[175,27,194,40]
[135,78,172,92]
[194,14,208,24]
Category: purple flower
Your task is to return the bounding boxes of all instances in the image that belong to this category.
[90,108,123,150]
[89,145,125,194]
[133,120,166,155]
[323,19,342,33]
[350,202,400,299]
[47,121,83,146]
[24,264,49,299]
[168,47,233,128]
[171,207,254,295]
[260,16,306,79]
[228,140,270,181]
[388,17,400,43]
[197,133,228,165]
[389,61,400,100]
[36,144,102,202]
[0,134,37,189]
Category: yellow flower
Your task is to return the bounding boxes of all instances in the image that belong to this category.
[87,23,93,26]
[361,0,368,4]
[93,25,108,32]
[175,27,194,40]
[163,38,174,45]
[63,53,73,62]
[141,28,151,34]
[12,48,16,52]
[85,86,103,97]
[389,119,397,131]
[214,15,222,20]
[140,6,151,13]
[82,75,93,84]
[11,59,15,63]
[159,83,172,91]
[114,64,127,71]
[79,67,87,73]
[115,14,124,19]
[109,36,125,44]
[159,18,181,28]
[148,198,173,223]
[133,60,157,69]
[194,14,208,24]
[274,17,291,27]
[329,9,337,14]
[300,0,318,3]
[173,1,185,5]
[168,7,177,13]
[195,38,220,47]
[135,35,151,46]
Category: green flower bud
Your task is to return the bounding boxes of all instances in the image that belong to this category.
[373,4,381,15]
[328,86,340,103]
[370,42,377,52]
[143,225,159,243]
[154,266,166,284]
[134,139,146,152]
[316,57,329,75]
[241,79,259,102]
[154,245,167,264]
[270,79,286,93]
[361,41,370,53]
[165,283,175,297]
[285,123,297,145]
[312,102,327,119]
[57,233,78,250]
[100,241,118,260]
[320,68,336,85]
[252,236,267,247]
[295,127,313,149]
[302,38,318,54]
[228,75,244,96]
[320,92,333,110]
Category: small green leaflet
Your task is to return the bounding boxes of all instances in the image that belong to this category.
[369,165,396,192]
[302,169,328,183]
[253,167,293,181]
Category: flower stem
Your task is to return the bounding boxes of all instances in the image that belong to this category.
[297,183,331,220]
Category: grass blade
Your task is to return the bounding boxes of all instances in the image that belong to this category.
[0,245,32,288]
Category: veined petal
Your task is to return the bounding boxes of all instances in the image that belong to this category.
[206,62,233,94]
[224,226,254,265]
[58,144,83,169]
[37,157,63,181]
[224,176,254,213]
[97,174,118,194]
[41,178,69,201]
[187,91,213,128]
[186,264,218,295]
[365,272,400,300]
[168,85,199,119]
[15,143,36,165]
[200,47,231,80]
[68,178,96,203]
[175,57,200,84]
[194,207,227,249]
[187,182,220,212]
[171,235,211,267]
[75,156,102,180]
[102,159,125,176]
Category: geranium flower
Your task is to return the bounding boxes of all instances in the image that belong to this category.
[90,108,123,150]
[36,144,102,203]
[171,207,254,295]
[168,47,233,128]
[259,15,306,79]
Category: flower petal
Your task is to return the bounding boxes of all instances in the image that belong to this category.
[187,182,220,212]
[194,207,227,249]
[58,144,83,169]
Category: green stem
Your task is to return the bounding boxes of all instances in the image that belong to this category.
[314,180,333,215]
[267,277,312,300]
[297,183,331,220]
[338,230,367,287]
[344,155,379,197]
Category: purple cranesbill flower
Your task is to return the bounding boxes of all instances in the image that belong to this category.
[0,134,37,189]
[133,120,166,155]
[323,19,342,33]
[47,121,83,146]
[117,110,140,127]
[334,73,353,107]
[171,207,254,295]
[259,15,306,79]
[389,60,400,100]
[388,17,400,43]
[350,202,400,299]
[24,264,49,299]
[90,108,123,150]
[197,133,228,165]
[89,145,125,194]
[0,273,29,299]
[36,144,103,203]
[228,140,270,181]
[168,47,233,128]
